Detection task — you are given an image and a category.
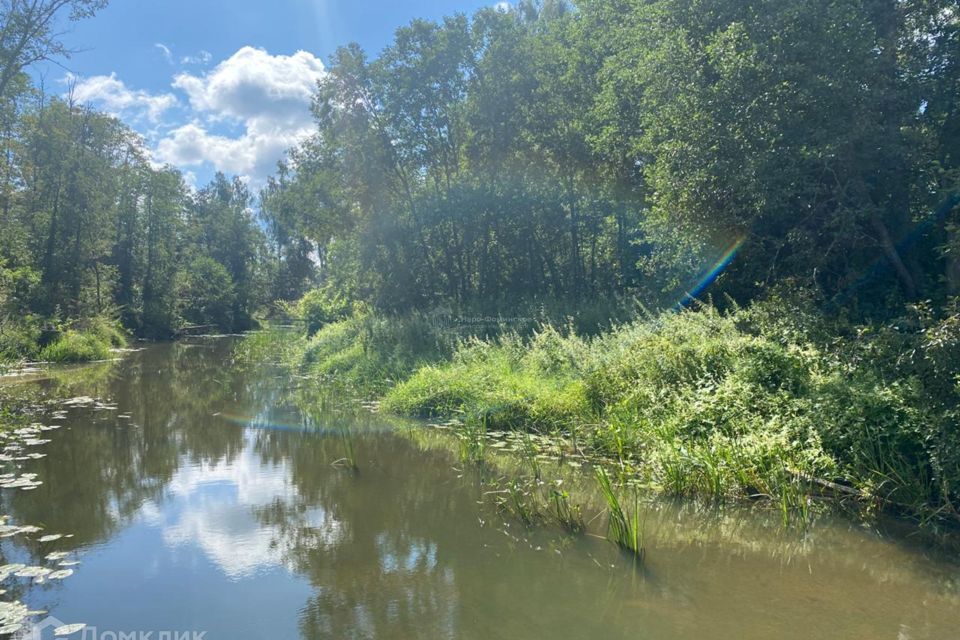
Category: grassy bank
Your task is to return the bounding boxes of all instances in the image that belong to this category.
[289,312,454,395]
[0,315,127,366]
[280,300,960,526]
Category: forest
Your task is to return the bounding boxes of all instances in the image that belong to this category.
[4,0,959,343]
[2,0,960,523]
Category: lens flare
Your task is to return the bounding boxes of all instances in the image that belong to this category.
[677,236,745,309]
[217,410,308,432]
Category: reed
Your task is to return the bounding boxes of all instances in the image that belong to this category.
[455,416,487,464]
[550,487,584,533]
[595,467,645,560]
[332,427,359,472]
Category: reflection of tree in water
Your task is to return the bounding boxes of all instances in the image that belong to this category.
[250,424,463,640]
[2,339,249,551]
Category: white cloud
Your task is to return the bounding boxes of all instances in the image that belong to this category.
[153,435,345,580]
[155,43,173,64]
[156,120,304,181]
[181,50,212,66]
[172,46,324,128]
[157,46,325,183]
[494,1,512,12]
[71,73,177,123]
[65,46,325,185]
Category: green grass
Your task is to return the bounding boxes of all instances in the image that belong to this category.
[382,326,591,431]
[595,467,646,560]
[39,330,112,363]
[279,298,960,527]
[297,312,452,395]
[1,314,126,365]
[550,486,585,533]
[386,305,958,524]
[0,318,42,364]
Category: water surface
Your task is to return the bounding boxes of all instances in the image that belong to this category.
[1,338,958,639]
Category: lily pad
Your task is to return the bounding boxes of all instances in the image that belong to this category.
[0,563,26,574]
[54,623,87,636]
[14,566,51,578]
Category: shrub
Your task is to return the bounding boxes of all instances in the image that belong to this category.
[39,330,111,363]
[285,299,960,523]
[0,316,42,364]
[296,288,350,336]
[298,311,452,394]
[85,315,127,348]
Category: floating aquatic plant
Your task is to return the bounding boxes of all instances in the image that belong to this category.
[54,623,87,636]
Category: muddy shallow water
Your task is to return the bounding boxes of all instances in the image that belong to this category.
[0,337,958,639]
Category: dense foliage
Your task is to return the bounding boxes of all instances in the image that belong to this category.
[275,0,959,317]
[268,0,960,524]
[2,0,960,526]
[0,1,317,361]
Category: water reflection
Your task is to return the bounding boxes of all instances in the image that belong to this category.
[0,338,957,640]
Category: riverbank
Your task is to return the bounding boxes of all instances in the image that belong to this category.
[0,315,127,367]
[270,299,960,529]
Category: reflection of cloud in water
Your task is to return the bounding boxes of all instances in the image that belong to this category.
[377,533,439,574]
[140,430,344,580]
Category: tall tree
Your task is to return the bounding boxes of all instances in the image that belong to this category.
[0,0,107,100]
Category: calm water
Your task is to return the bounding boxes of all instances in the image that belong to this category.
[1,337,959,639]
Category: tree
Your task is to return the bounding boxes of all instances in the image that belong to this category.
[177,256,235,331]
[0,0,108,101]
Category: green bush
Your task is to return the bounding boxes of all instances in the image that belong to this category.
[384,331,590,431]
[0,317,42,364]
[380,302,960,521]
[278,297,960,522]
[296,288,350,336]
[85,315,127,348]
[39,330,111,363]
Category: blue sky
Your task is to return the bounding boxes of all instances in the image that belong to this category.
[37,0,500,188]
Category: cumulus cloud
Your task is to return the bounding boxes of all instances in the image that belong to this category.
[156,121,302,180]
[157,46,325,183]
[172,46,324,129]
[66,46,325,185]
[71,73,177,123]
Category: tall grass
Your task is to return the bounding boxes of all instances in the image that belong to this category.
[283,296,960,526]
[392,305,960,524]
[333,426,359,473]
[39,330,110,363]
[298,311,453,395]
[550,486,584,533]
[0,314,127,365]
[454,417,487,465]
[595,467,646,560]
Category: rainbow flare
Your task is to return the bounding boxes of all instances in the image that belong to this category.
[676,236,745,309]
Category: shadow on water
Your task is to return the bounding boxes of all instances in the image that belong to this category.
[0,336,957,639]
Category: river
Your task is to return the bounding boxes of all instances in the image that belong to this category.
[0,337,958,639]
